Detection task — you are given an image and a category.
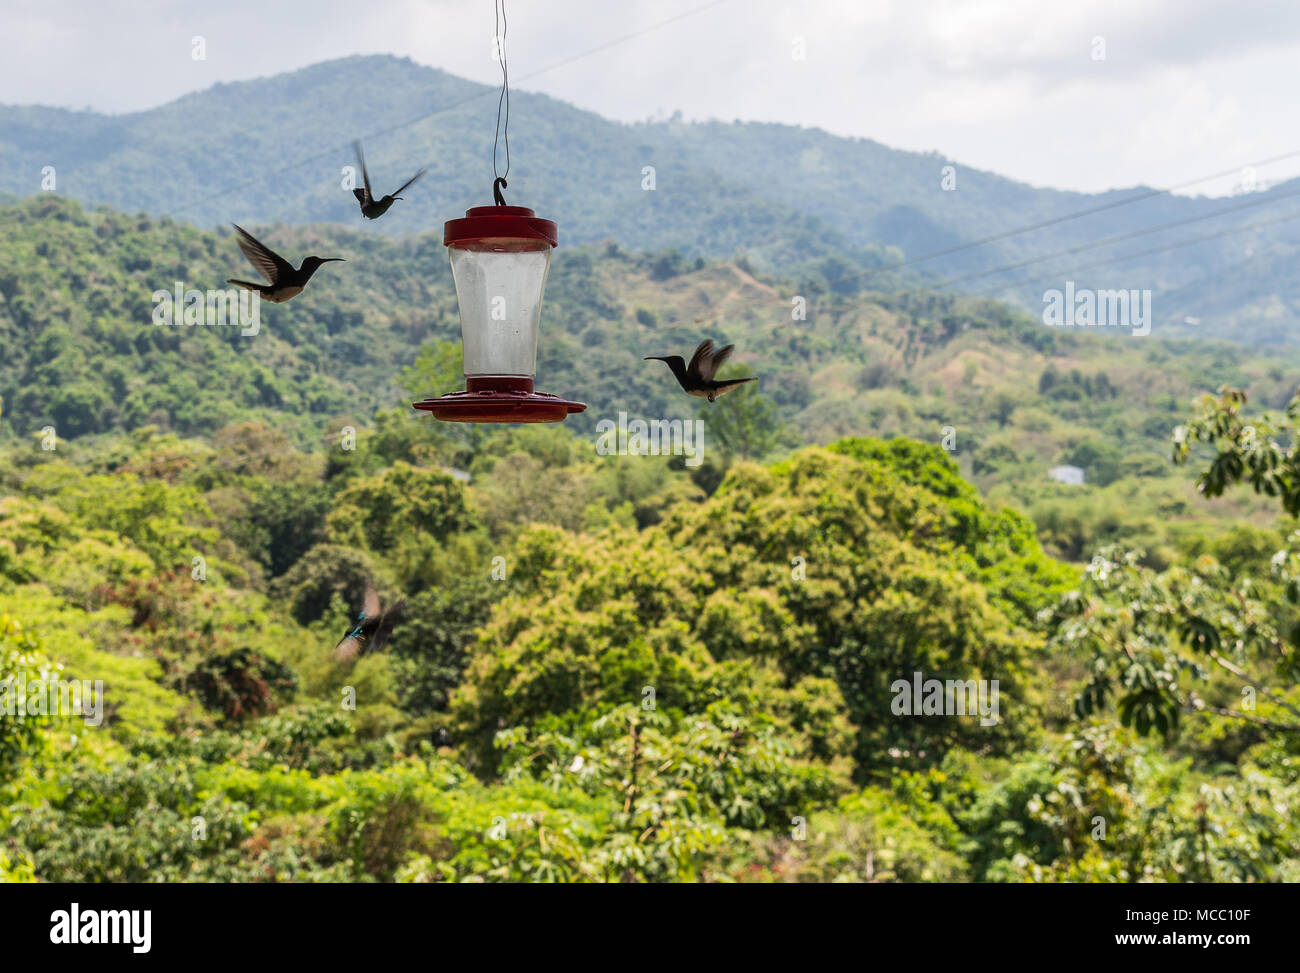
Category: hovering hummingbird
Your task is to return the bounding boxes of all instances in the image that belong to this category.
[227,224,344,303]
[645,339,757,402]
[351,140,425,220]
[334,582,405,662]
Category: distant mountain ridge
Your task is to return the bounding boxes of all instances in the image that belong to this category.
[2,54,1299,344]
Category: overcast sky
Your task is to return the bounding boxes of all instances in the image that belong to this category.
[7,0,1300,197]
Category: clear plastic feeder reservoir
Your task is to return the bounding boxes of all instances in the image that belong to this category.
[452,237,549,378]
[413,205,586,423]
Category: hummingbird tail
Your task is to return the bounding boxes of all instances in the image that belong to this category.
[708,377,758,401]
[227,279,261,292]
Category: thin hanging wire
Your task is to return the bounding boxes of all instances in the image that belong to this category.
[492,0,511,204]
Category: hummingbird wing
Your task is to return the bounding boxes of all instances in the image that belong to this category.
[232,225,293,286]
[390,168,426,196]
[335,633,365,661]
[352,140,374,204]
[699,343,735,381]
[686,340,715,380]
[362,582,381,619]
[369,600,406,653]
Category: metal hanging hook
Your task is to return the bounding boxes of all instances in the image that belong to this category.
[493,177,508,206]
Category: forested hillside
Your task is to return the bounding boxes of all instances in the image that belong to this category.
[4,55,1300,343]
[0,194,1292,562]
[4,418,1297,881]
[2,191,1299,882]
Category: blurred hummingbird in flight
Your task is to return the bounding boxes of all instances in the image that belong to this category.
[227,224,344,303]
[334,582,405,662]
[351,140,425,220]
[645,339,757,402]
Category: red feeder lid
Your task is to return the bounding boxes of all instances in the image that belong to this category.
[444,206,557,248]
[413,391,585,423]
[413,376,586,424]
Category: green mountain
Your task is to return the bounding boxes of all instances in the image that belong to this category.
[4,55,1300,343]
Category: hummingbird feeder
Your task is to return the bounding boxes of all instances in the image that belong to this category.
[414,0,584,424]
[413,202,586,423]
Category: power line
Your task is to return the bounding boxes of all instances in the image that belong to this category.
[658,152,1300,334]
[929,183,1300,291]
[817,150,1300,290]
[662,175,1300,337]
[973,208,1300,300]
[732,206,1300,344]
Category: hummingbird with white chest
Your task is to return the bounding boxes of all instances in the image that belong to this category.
[226,224,344,303]
[645,339,757,402]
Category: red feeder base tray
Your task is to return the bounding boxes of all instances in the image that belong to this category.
[413,377,586,424]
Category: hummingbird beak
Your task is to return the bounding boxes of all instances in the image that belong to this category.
[324,258,345,263]
[644,356,666,362]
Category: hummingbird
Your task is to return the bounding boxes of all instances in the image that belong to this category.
[351,140,425,220]
[334,582,405,662]
[227,224,344,303]
[644,339,757,402]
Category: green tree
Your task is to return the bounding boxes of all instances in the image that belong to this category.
[0,616,51,782]
[702,384,783,461]
[399,340,463,400]
[453,443,1063,777]
[1037,385,1300,740]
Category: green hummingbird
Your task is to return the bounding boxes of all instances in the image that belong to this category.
[334,582,405,661]
[352,140,425,220]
